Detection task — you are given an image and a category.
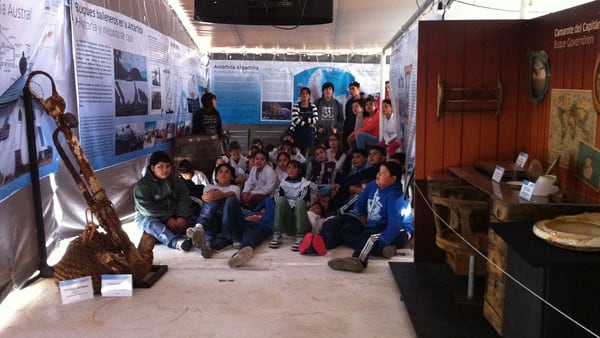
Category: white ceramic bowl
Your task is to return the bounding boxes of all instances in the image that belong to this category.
[533,175,558,196]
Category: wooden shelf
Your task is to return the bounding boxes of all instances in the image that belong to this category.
[437,74,503,120]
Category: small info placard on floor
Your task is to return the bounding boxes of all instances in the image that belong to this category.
[101,274,132,297]
[59,276,94,304]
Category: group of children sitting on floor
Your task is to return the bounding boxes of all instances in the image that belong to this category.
[133,133,413,273]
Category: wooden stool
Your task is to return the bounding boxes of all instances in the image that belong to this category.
[430,194,490,300]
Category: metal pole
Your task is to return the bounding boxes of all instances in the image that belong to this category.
[22,85,53,278]
[380,52,386,145]
[467,255,476,299]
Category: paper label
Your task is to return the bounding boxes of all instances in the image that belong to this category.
[101,274,133,297]
[492,165,505,183]
[59,276,94,304]
[516,152,529,169]
[519,179,535,201]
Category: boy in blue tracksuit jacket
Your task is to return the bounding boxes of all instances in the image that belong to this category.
[321,161,412,273]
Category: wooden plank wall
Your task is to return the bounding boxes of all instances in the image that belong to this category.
[414,20,527,261]
[413,1,600,260]
[416,20,525,179]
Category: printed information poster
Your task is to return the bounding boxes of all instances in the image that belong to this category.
[0,0,67,201]
[71,1,207,169]
[210,60,382,125]
[390,29,418,172]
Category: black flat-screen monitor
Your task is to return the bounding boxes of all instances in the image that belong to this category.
[194,0,333,25]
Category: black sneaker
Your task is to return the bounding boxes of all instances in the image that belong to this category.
[178,238,193,251]
[328,257,365,273]
[211,237,233,252]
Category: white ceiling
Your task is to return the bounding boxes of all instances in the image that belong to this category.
[171,0,595,54]
[174,0,431,53]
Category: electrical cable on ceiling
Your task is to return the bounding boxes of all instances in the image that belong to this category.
[263,0,309,30]
[438,1,447,20]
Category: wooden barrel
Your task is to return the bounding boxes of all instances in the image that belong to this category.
[173,135,223,176]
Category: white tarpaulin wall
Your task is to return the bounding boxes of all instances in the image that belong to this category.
[0,0,197,304]
[0,0,72,302]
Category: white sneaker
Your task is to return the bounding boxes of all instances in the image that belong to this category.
[186,224,212,258]
[269,232,283,248]
[290,235,304,252]
[186,224,205,248]
[228,246,254,268]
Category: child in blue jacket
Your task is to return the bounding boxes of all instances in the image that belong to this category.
[320,161,412,273]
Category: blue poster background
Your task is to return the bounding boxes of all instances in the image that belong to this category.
[293,67,355,103]
[211,64,262,124]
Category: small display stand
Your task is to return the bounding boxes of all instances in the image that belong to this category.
[133,265,168,288]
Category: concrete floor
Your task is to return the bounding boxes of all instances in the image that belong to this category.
[0,227,416,338]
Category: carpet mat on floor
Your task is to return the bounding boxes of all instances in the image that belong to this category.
[389,262,500,338]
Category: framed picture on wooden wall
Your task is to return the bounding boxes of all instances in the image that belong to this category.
[548,89,596,170]
[528,50,551,103]
[593,53,600,113]
[576,140,600,191]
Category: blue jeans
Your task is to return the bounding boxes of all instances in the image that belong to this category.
[239,219,274,250]
[239,197,275,249]
[355,132,379,150]
[196,196,244,241]
[136,214,194,248]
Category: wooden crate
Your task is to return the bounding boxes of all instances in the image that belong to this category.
[483,299,504,336]
[483,229,507,336]
[173,135,222,176]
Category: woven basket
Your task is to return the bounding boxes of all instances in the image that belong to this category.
[53,229,131,294]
